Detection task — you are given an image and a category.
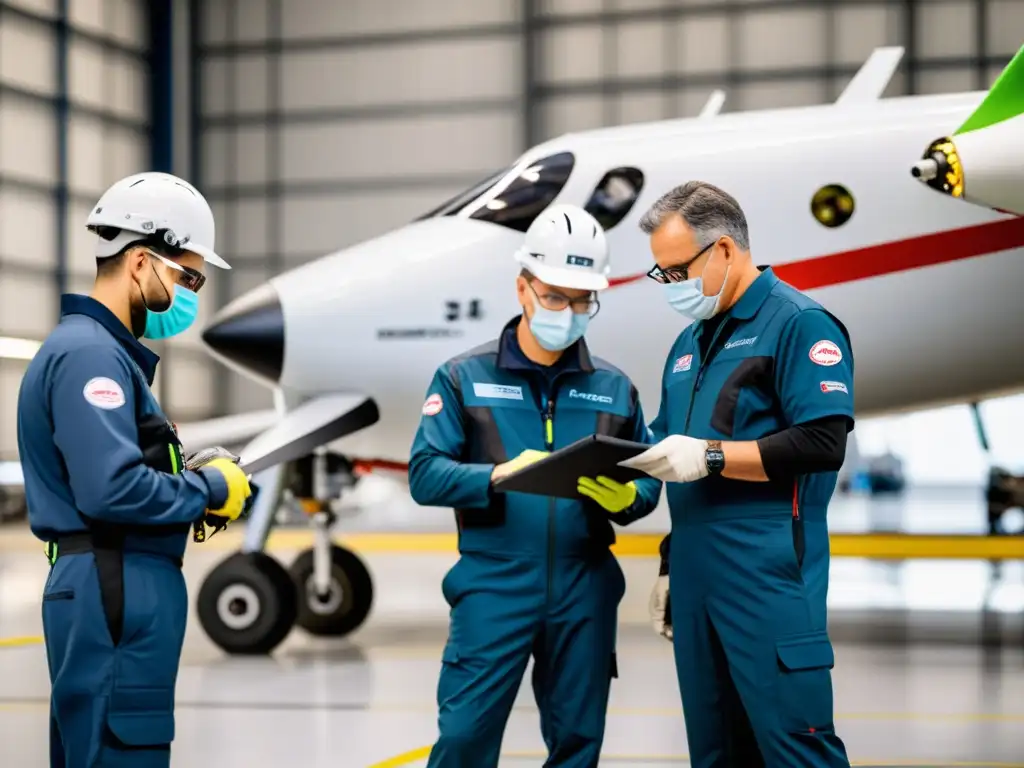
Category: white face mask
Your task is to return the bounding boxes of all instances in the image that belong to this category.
[662,248,730,321]
[528,298,590,351]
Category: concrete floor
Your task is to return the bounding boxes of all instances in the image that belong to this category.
[0,483,1023,766]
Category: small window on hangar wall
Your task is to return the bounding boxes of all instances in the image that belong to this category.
[584,167,645,230]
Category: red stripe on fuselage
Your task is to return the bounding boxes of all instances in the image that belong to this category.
[353,218,1024,475]
[607,217,1024,291]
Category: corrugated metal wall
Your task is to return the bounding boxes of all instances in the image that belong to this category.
[0,0,151,458]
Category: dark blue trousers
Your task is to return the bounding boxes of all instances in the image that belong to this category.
[670,516,851,768]
[427,551,625,768]
[42,551,187,768]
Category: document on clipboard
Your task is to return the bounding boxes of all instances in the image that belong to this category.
[491,434,651,500]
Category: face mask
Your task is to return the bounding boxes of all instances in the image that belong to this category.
[663,265,731,321]
[131,258,173,338]
[529,301,590,351]
[143,283,200,339]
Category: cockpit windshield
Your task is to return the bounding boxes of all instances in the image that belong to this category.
[415,167,513,220]
[416,152,576,233]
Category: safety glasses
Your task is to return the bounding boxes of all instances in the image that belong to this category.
[526,280,601,318]
[646,240,715,284]
[147,250,207,294]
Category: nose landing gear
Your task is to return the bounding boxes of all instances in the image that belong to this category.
[196,448,375,654]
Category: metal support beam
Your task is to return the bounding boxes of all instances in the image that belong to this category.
[54,0,69,303]
[148,0,174,173]
[148,0,174,401]
[204,170,499,200]
[601,0,617,128]
[0,0,146,60]
[526,55,1009,99]
[974,0,988,90]
[267,0,283,280]
[521,0,539,149]
[901,0,918,95]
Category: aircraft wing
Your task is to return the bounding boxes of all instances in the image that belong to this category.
[911,44,1024,214]
[175,410,279,454]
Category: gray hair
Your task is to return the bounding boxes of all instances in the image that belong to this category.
[638,181,750,251]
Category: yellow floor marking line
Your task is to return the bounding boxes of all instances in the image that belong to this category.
[0,635,42,648]
[367,747,1024,768]
[1,527,1021,559]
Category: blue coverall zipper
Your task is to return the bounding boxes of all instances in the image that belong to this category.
[683,321,733,433]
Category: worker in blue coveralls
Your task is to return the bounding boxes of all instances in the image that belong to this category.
[409,203,663,768]
[16,171,254,768]
[620,181,854,768]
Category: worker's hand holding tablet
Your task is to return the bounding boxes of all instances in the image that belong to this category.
[491,434,650,501]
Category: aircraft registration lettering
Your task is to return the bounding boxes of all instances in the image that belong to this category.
[472,383,524,401]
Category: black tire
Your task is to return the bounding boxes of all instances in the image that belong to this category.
[197,552,298,655]
[289,545,374,637]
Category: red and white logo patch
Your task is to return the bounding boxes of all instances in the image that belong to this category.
[83,377,126,410]
[672,354,693,373]
[808,340,842,367]
[422,393,443,416]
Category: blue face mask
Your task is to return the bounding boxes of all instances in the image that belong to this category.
[529,303,590,351]
[144,283,200,340]
[663,265,730,321]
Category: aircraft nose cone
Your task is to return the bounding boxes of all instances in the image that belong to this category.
[201,282,284,382]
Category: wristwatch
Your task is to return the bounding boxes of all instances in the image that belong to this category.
[704,440,725,476]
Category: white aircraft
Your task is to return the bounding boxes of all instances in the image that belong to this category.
[4,45,1023,655]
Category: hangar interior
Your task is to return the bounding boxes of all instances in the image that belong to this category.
[1,0,1023,766]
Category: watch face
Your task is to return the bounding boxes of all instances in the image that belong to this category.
[706,449,725,473]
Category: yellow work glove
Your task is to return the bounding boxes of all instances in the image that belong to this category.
[577,475,637,513]
[201,457,253,523]
[491,449,549,482]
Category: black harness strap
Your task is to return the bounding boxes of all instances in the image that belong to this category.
[49,531,182,647]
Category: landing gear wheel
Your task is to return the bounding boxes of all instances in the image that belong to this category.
[197,552,298,655]
[289,545,374,637]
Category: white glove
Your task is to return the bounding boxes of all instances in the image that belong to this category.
[619,435,710,483]
[650,575,672,641]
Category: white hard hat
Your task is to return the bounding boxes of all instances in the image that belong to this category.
[514,204,610,291]
[87,172,230,269]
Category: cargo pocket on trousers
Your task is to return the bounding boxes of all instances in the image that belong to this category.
[774,630,836,734]
[106,685,175,748]
[437,641,471,707]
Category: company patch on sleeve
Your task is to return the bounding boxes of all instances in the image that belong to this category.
[808,340,842,366]
[819,380,848,394]
[672,354,693,373]
[422,393,443,416]
[83,377,126,409]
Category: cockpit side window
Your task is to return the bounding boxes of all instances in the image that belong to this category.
[466,152,575,233]
[584,167,644,231]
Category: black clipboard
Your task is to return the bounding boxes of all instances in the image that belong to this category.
[492,434,651,500]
